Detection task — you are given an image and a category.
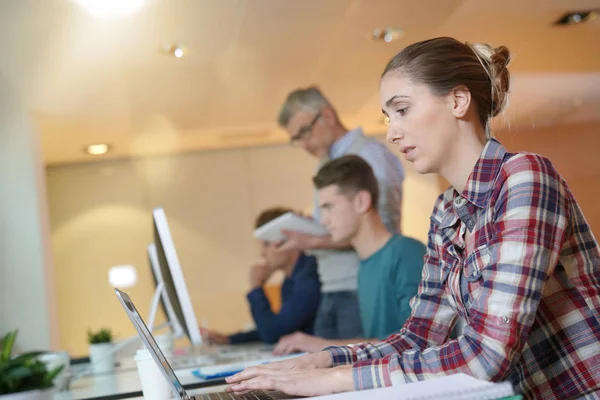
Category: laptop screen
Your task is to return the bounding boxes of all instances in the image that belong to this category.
[115,288,187,400]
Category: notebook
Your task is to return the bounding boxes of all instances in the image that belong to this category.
[308,373,516,400]
[253,212,328,242]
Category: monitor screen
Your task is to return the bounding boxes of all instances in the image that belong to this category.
[152,207,202,345]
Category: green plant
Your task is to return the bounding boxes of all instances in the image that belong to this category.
[0,330,64,395]
[86,328,113,344]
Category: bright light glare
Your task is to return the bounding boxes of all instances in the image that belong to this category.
[72,0,146,18]
[86,144,109,155]
[109,265,138,288]
[174,48,184,58]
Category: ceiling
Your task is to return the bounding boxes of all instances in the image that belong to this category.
[0,0,599,166]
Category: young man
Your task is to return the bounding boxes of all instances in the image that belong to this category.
[276,86,405,340]
[273,155,425,355]
[203,207,321,345]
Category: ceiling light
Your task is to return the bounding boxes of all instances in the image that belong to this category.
[369,27,403,43]
[72,0,147,18]
[86,144,110,155]
[554,10,598,25]
[160,44,189,58]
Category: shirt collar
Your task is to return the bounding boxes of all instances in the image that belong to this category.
[328,127,364,159]
[460,138,508,208]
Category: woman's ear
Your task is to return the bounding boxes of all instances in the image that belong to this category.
[451,86,471,118]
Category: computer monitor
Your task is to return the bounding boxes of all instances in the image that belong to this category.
[152,207,203,345]
[147,243,183,337]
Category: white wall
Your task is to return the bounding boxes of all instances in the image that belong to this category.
[0,74,58,351]
[46,137,440,356]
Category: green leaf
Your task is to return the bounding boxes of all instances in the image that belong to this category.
[12,351,46,361]
[0,352,46,374]
[87,327,113,344]
[44,365,65,386]
[0,330,18,362]
[6,366,34,380]
[0,330,61,394]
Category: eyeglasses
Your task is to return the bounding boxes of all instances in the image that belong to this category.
[290,112,321,144]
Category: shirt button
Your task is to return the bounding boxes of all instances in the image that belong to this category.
[502,316,510,324]
[454,197,467,207]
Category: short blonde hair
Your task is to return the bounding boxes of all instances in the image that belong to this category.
[277,86,333,128]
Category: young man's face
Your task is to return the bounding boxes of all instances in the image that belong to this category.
[318,185,360,243]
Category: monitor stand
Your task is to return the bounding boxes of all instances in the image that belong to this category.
[147,282,183,338]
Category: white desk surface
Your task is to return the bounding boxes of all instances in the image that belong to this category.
[53,343,292,400]
[53,365,224,400]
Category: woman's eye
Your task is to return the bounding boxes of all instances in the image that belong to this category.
[397,108,408,116]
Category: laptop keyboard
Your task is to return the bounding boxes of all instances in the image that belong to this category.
[194,390,290,400]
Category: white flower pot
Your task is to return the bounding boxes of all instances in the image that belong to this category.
[89,343,114,374]
[37,351,71,391]
[0,389,54,400]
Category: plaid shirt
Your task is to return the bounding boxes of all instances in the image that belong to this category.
[326,139,600,399]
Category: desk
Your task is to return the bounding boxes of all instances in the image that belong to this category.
[55,343,284,400]
[53,366,224,400]
[55,368,521,400]
[102,384,523,400]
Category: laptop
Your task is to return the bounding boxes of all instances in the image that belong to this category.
[115,288,295,400]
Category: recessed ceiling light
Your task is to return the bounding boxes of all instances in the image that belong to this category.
[554,10,598,26]
[86,144,110,155]
[369,27,403,43]
[160,44,189,58]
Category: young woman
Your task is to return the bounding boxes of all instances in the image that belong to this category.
[225,37,600,400]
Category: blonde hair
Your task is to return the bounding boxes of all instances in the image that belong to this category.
[382,37,511,139]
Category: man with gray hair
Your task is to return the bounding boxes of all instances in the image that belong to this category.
[275,86,405,340]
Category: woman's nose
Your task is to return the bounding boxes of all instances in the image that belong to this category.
[386,126,404,144]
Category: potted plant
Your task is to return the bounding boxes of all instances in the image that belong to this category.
[87,328,114,374]
[0,330,64,400]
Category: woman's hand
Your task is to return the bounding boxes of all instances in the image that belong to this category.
[225,364,353,397]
